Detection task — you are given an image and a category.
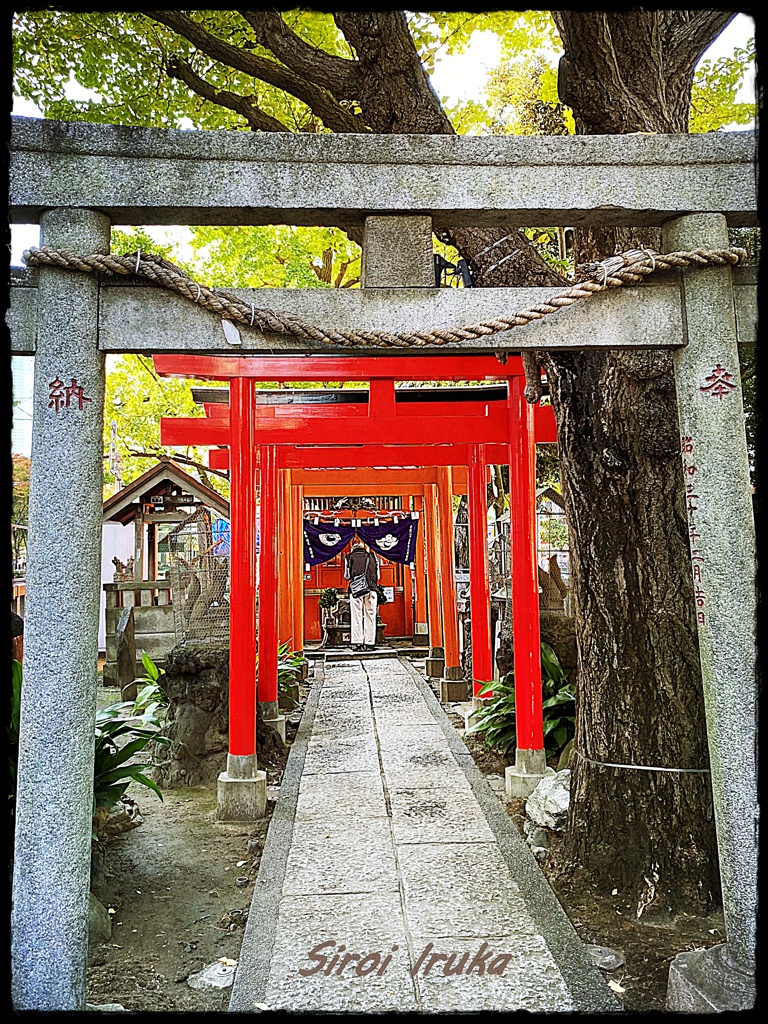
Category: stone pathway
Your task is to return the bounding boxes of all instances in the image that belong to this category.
[229,657,619,1014]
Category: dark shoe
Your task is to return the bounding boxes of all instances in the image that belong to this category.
[365,644,376,651]
[352,644,363,652]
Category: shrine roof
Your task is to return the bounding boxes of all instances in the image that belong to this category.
[102,456,229,525]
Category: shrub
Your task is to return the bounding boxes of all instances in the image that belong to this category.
[466,642,575,759]
[318,588,338,609]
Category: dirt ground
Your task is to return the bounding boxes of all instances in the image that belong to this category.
[87,674,724,1013]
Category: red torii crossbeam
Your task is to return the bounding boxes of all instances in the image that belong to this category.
[155,353,550,776]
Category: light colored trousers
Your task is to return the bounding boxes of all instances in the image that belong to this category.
[350,591,377,645]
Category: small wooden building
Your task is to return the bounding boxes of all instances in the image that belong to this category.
[101,458,229,685]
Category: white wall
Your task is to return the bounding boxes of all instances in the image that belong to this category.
[100,521,134,652]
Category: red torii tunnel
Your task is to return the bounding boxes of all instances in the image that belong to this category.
[156,353,558,786]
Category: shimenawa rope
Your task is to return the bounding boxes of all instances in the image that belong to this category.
[22,244,745,352]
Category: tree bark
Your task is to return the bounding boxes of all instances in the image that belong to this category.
[542,10,733,917]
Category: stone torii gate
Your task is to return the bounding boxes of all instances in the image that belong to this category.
[8,117,757,1011]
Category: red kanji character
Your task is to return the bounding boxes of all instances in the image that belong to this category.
[694,587,706,607]
[693,564,702,583]
[683,460,696,476]
[700,364,737,400]
[681,436,694,454]
[64,378,92,410]
[690,549,704,562]
[48,376,65,413]
[697,611,706,626]
[690,526,701,543]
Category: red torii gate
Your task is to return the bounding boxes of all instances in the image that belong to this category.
[156,352,557,782]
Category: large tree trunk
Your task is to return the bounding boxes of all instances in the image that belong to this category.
[543,10,733,918]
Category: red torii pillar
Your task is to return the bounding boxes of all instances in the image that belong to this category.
[413,493,428,642]
[258,445,280,721]
[292,482,305,655]
[400,494,415,637]
[277,468,292,649]
[424,483,444,663]
[436,465,462,687]
[467,444,493,698]
[506,376,547,796]
[217,377,266,819]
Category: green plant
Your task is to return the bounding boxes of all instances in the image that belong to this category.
[133,651,169,717]
[466,672,518,755]
[257,641,307,702]
[466,642,575,758]
[318,587,338,609]
[540,642,576,754]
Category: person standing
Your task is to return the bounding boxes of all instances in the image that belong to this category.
[344,539,380,651]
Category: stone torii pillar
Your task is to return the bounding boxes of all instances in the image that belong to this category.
[662,214,757,1012]
[11,208,110,1010]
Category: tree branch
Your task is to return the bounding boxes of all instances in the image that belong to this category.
[663,10,738,76]
[126,447,229,481]
[239,10,362,99]
[167,56,289,132]
[334,11,453,134]
[144,9,364,133]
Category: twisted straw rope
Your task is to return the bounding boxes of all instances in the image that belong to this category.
[22,245,745,351]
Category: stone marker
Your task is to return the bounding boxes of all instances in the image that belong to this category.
[115,605,136,698]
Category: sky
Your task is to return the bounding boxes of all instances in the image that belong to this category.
[9,12,757,456]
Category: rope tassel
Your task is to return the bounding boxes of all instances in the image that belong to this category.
[22,245,746,351]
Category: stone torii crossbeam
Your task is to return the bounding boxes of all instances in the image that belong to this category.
[8,116,757,1012]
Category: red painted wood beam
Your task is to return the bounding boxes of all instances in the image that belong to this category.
[468,443,493,696]
[202,398,557,441]
[162,407,512,446]
[508,377,544,752]
[228,378,257,758]
[206,443,517,470]
[153,353,525,382]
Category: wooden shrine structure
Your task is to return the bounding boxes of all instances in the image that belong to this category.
[8,117,757,1011]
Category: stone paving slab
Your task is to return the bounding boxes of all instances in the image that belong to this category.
[389,788,496,845]
[262,891,417,1012]
[412,934,574,1013]
[229,655,620,1014]
[282,819,399,896]
[295,771,387,822]
[302,735,380,775]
